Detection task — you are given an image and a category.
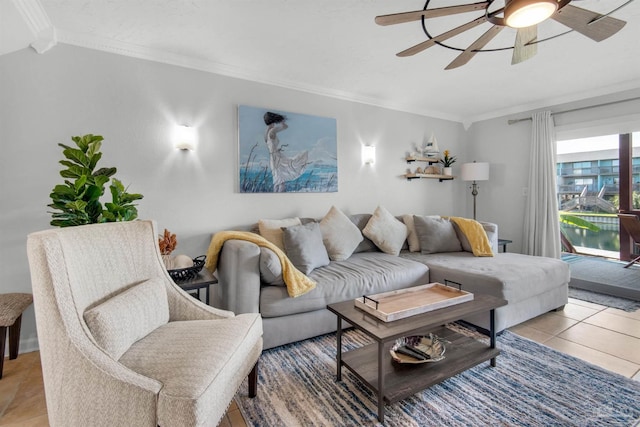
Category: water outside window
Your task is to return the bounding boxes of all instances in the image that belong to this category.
[557,132,640,258]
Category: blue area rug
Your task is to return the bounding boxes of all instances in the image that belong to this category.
[236,328,640,426]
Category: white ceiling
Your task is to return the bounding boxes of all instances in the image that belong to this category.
[3,0,640,125]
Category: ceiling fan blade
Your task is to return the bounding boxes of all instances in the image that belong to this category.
[397,16,488,57]
[552,4,626,42]
[445,25,504,70]
[375,2,489,26]
[512,25,538,65]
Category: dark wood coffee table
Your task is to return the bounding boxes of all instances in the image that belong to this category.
[327,293,507,423]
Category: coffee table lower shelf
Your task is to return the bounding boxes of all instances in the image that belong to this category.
[340,325,499,404]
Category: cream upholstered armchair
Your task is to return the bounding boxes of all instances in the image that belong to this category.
[27,220,262,427]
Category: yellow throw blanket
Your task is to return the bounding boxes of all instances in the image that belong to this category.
[448,217,494,257]
[205,231,317,298]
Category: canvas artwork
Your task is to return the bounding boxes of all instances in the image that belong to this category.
[238,105,337,193]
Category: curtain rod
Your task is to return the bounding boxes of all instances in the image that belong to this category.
[507,96,640,125]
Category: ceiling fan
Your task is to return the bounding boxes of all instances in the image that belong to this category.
[375,0,629,69]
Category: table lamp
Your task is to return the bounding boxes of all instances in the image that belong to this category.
[461,161,490,220]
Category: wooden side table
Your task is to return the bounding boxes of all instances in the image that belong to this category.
[174,268,217,305]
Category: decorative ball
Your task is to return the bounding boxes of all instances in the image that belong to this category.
[173,254,194,269]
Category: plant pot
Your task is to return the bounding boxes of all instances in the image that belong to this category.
[443,167,452,176]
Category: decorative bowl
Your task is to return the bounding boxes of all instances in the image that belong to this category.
[168,255,206,282]
[390,333,447,364]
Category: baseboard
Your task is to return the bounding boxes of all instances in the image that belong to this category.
[4,337,40,357]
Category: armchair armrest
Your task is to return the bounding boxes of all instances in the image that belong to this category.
[165,278,235,321]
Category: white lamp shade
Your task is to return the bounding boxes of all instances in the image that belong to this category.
[461,162,490,181]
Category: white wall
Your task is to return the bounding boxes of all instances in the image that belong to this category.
[464,116,532,252]
[0,44,467,351]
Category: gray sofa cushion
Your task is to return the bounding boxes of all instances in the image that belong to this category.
[259,252,430,318]
[413,215,462,254]
[282,222,330,275]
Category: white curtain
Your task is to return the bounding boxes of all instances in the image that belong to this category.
[523,111,561,258]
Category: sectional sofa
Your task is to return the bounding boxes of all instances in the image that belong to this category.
[211,206,569,349]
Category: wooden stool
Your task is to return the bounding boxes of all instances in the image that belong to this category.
[0,293,33,379]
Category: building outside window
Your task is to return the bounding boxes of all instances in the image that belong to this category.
[557,133,640,257]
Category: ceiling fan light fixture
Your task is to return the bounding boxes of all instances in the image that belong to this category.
[505,0,558,28]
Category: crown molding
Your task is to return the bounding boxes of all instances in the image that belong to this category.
[31,26,56,53]
[10,0,56,53]
[55,29,463,124]
[464,79,640,126]
[36,27,639,129]
[11,0,51,36]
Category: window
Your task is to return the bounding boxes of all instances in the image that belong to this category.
[557,132,639,258]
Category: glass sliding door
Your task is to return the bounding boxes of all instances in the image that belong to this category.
[557,132,639,259]
[618,133,640,262]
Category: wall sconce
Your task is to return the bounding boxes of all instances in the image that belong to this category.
[362,145,376,165]
[461,161,490,220]
[174,125,197,151]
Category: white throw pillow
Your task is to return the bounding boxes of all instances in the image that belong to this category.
[319,206,363,261]
[363,206,408,256]
[258,217,302,251]
[84,278,169,359]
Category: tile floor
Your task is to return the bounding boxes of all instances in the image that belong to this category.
[1,296,638,426]
[509,297,640,380]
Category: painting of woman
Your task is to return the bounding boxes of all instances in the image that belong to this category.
[263,112,309,192]
[238,105,337,193]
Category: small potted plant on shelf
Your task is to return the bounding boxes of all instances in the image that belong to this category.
[439,150,456,176]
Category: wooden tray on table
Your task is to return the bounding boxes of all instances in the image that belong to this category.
[354,281,473,322]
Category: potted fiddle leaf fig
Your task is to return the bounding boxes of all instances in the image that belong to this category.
[48,134,144,227]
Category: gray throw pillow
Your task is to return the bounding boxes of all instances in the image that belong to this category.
[452,222,473,253]
[282,222,330,275]
[258,217,301,251]
[259,247,285,286]
[413,215,462,254]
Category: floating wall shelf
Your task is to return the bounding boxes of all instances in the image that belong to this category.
[404,156,453,182]
[404,173,454,182]
[406,156,441,164]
